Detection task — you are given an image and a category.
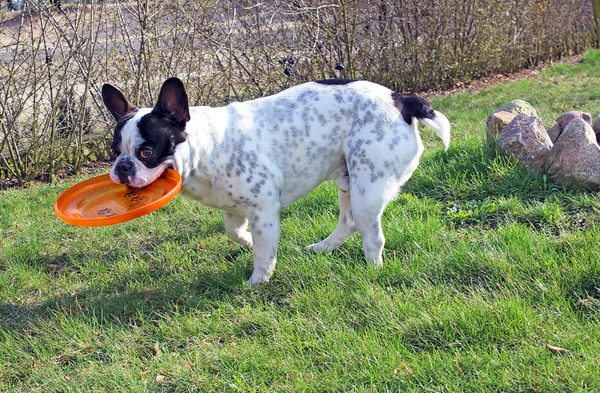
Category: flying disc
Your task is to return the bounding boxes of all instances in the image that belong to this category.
[54,168,182,227]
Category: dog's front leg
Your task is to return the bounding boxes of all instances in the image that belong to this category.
[247,210,281,286]
[224,213,253,248]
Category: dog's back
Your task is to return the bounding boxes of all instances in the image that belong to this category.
[196,80,449,208]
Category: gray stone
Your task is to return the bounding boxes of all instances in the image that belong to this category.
[547,123,562,144]
[556,111,592,128]
[592,117,600,144]
[487,100,538,147]
[498,113,552,175]
[486,111,516,146]
[547,111,592,143]
[545,118,600,190]
[496,100,538,117]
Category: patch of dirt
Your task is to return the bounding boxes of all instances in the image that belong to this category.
[0,159,113,190]
[418,54,585,98]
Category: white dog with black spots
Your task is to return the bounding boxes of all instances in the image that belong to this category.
[102,77,450,286]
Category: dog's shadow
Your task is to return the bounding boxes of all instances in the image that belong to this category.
[0,249,251,331]
[0,214,256,332]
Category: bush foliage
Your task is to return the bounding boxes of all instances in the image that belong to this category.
[0,0,595,184]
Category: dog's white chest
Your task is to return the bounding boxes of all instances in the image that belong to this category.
[180,175,236,211]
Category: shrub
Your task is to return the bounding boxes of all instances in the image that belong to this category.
[0,0,595,184]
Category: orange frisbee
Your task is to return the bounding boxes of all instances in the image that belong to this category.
[54,168,182,227]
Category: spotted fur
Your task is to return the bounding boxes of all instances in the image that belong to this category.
[102,78,451,286]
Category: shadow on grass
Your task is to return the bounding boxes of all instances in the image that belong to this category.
[406,139,571,202]
[566,274,600,317]
[0,255,245,331]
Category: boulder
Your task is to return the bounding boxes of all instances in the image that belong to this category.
[496,100,538,117]
[486,111,516,146]
[545,118,600,190]
[487,100,538,148]
[497,113,552,175]
[592,117,600,144]
[547,111,592,143]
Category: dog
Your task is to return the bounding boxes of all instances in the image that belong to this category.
[101,77,450,286]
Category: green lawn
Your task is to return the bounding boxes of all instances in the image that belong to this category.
[1,51,600,392]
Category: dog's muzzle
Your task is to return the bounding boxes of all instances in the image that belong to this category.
[114,158,135,184]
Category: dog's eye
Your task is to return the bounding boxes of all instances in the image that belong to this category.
[139,149,153,158]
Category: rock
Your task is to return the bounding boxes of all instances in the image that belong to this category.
[497,113,552,175]
[486,111,516,146]
[592,117,600,144]
[487,100,537,147]
[547,111,592,143]
[496,100,538,117]
[556,111,592,128]
[547,124,562,144]
[545,118,600,190]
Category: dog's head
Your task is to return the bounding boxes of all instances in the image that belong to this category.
[102,78,189,188]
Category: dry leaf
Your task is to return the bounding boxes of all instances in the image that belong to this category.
[393,362,413,376]
[546,344,567,355]
[64,375,72,382]
[155,375,167,383]
[455,358,462,375]
[575,298,597,309]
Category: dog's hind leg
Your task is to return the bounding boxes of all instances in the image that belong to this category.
[307,174,356,253]
[350,180,391,268]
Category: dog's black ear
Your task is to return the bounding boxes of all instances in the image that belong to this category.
[102,84,136,122]
[153,77,190,127]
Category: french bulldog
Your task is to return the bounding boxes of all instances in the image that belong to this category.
[102,77,450,286]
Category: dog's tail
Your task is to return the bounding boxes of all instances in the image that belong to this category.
[392,93,451,150]
[420,111,451,151]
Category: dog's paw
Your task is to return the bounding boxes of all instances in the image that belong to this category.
[306,240,331,253]
[247,271,270,287]
[241,231,253,247]
[229,231,253,248]
[240,234,253,248]
[371,258,384,268]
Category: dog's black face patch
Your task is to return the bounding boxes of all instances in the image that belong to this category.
[110,111,138,156]
[391,93,435,124]
[315,79,357,86]
[135,112,187,168]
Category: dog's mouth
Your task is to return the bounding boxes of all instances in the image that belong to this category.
[128,172,165,189]
[111,167,159,189]
[135,166,177,189]
[111,156,176,188]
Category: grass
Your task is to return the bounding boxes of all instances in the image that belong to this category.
[2,50,600,392]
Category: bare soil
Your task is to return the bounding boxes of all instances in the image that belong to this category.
[420,54,585,98]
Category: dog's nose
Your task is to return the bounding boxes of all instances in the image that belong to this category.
[115,159,134,184]
[116,160,133,174]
